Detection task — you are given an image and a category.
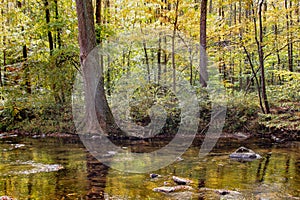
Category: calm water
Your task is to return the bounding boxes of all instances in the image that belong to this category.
[0,136,299,200]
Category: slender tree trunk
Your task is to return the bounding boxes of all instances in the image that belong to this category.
[256,0,270,113]
[0,4,4,87]
[163,35,167,83]
[23,41,31,93]
[54,0,61,49]
[143,42,151,82]
[158,33,162,84]
[44,0,54,55]
[96,0,102,44]
[75,0,123,136]
[20,0,31,93]
[243,46,265,113]
[189,48,193,85]
[172,0,179,91]
[289,0,293,72]
[209,0,213,13]
[285,0,293,72]
[200,0,208,87]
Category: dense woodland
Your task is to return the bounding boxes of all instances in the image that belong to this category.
[0,0,299,138]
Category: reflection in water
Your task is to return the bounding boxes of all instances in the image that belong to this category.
[257,152,271,182]
[86,153,109,199]
[0,137,299,199]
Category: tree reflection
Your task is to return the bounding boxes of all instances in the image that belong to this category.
[86,153,109,199]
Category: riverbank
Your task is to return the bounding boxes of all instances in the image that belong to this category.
[0,95,299,141]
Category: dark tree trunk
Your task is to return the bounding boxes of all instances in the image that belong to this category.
[157,33,161,84]
[20,1,31,93]
[23,44,31,93]
[189,48,193,85]
[163,35,167,84]
[143,42,151,82]
[75,0,123,136]
[44,0,54,55]
[257,0,270,113]
[54,0,61,49]
[96,0,102,44]
[96,0,102,24]
[200,0,208,87]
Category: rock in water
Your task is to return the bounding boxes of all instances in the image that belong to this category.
[150,173,161,178]
[172,176,192,185]
[229,146,262,161]
[153,186,175,193]
[175,156,184,162]
[153,185,193,193]
[233,132,250,140]
[0,196,13,200]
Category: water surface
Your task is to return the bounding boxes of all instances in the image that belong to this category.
[0,136,299,199]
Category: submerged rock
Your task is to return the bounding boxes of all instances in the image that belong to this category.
[153,186,175,193]
[233,132,250,140]
[172,176,192,185]
[150,173,161,179]
[1,161,64,176]
[229,146,262,161]
[199,188,242,199]
[0,196,14,200]
[153,185,193,193]
[175,157,184,162]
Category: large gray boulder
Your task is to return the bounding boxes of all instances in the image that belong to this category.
[229,146,262,161]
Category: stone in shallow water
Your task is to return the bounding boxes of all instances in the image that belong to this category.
[229,146,262,161]
[172,176,192,185]
[153,185,193,193]
[150,173,161,179]
[0,196,14,200]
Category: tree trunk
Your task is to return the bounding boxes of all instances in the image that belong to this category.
[0,4,4,87]
[75,0,123,136]
[200,0,208,87]
[257,0,270,113]
[285,0,293,72]
[143,42,151,82]
[20,1,31,93]
[172,0,179,91]
[209,0,213,13]
[44,0,54,55]
[189,48,193,85]
[54,0,61,49]
[157,33,162,84]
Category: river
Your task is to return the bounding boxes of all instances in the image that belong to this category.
[0,135,299,199]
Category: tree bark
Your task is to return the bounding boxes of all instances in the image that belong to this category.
[257,0,270,113]
[44,0,54,55]
[143,41,151,82]
[285,0,293,72]
[75,0,123,136]
[200,0,208,87]
[171,0,179,91]
[157,33,161,84]
[54,0,61,49]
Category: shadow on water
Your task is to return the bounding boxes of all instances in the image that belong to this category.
[0,136,299,199]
